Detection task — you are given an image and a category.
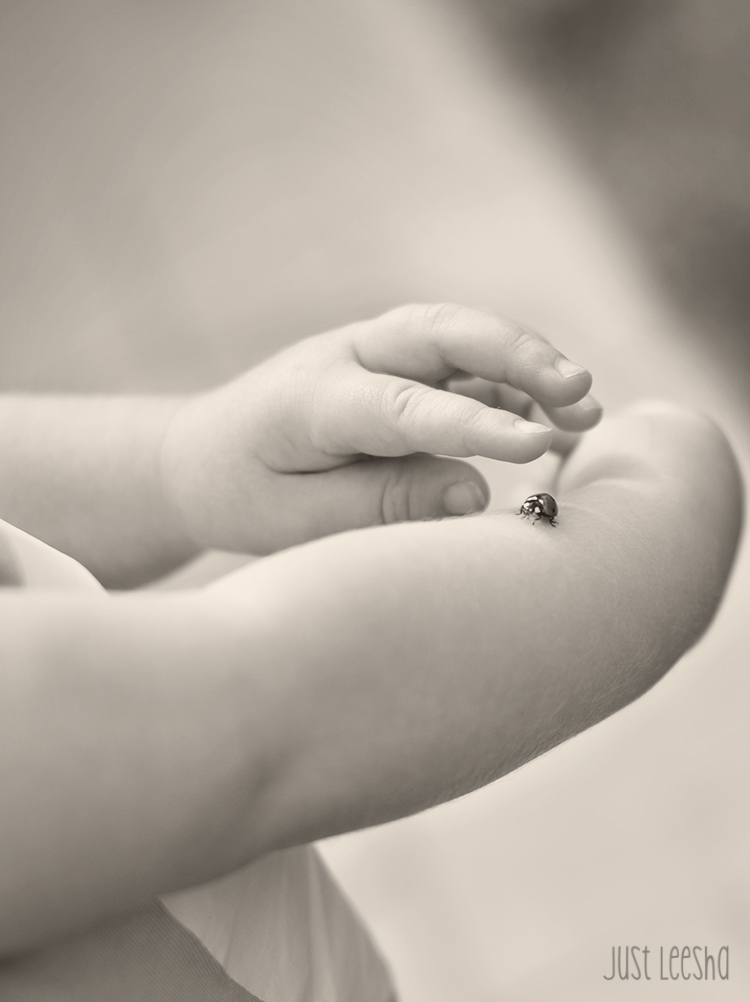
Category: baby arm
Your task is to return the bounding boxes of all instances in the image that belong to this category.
[0,305,599,587]
[207,402,742,842]
[0,401,740,954]
[0,395,198,588]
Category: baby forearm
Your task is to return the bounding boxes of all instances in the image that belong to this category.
[0,591,274,954]
[0,395,199,586]
[0,514,662,952]
[219,404,742,852]
[0,405,740,953]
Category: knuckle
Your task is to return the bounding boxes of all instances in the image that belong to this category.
[419,302,464,336]
[383,380,431,441]
[385,302,465,338]
[378,303,424,332]
[506,324,537,359]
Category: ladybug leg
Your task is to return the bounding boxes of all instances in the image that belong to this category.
[550,517,558,527]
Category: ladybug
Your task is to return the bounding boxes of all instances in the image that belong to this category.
[518,492,558,526]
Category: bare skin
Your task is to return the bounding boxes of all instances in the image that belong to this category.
[0,366,741,954]
[0,305,600,586]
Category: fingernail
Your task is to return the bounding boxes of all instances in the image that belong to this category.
[515,418,551,435]
[441,481,487,516]
[555,357,589,379]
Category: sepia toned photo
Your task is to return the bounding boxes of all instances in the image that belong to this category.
[0,1,747,999]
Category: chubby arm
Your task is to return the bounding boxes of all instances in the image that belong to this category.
[0,395,199,587]
[0,403,741,955]
[0,305,600,587]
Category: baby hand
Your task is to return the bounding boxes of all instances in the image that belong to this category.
[161,304,601,554]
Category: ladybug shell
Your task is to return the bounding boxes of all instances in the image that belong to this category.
[529,493,557,518]
[521,493,558,519]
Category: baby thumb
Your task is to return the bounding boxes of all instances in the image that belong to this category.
[375,453,489,523]
[299,453,490,539]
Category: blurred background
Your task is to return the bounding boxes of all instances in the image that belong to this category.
[1,0,748,997]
